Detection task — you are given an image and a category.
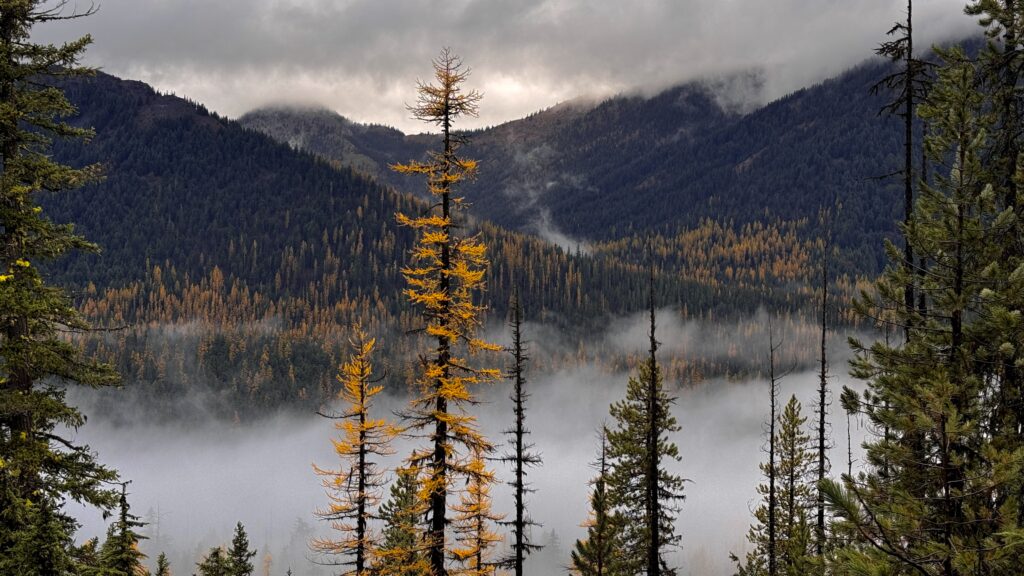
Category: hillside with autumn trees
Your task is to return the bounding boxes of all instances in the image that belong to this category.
[35,72,841,420]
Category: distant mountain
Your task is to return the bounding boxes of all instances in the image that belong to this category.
[242,58,907,274]
[40,72,806,419]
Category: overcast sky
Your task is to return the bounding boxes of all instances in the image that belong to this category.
[37,0,977,133]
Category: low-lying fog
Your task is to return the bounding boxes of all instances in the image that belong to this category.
[67,312,869,576]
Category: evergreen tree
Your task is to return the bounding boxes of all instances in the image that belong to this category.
[731,323,786,576]
[374,467,429,576]
[227,522,256,576]
[498,292,543,576]
[572,428,625,576]
[391,48,501,576]
[774,398,814,576]
[0,0,120,568]
[826,47,1024,575]
[964,0,1024,533]
[872,0,932,330]
[197,547,232,576]
[451,449,504,576]
[313,327,394,575]
[607,273,685,576]
[155,552,170,576]
[733,396,814,576]
[98,482,148,576]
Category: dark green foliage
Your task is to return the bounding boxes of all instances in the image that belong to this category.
[227,522,256,576]
[374,468,428,576]
[572,429,625,576]
[154,552,170,576]
[0,0,120,569]
[830,46,1024,574]
[197,547,232,576]
[98,483,148,576]
[733,397,815,576]
[607,288,685,575]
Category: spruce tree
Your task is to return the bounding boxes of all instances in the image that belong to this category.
[313,327,394,575]
[374,467,429,576]
[98,482,148,576]
[197,547,232,576]
[0,1,120,568]
[227,522,256,576]
[607,273,685,576]
[391,48,500,576]
[775,397,814,576]
[155,552,170,576]
[498,292,543,576]
[572,428,625,576]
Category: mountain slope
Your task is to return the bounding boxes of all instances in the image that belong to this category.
[39,73,808,419]
[242,59,905,274]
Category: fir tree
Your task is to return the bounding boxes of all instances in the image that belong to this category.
[227,522,256,576]
[572,428,625,576]
[607,273,685,576]
[498,292,543,576]
[0,0,120,568]
[98,482,148,576]
[313,326,394,575]
[155,552,170,576]
[391,48,501,576]
[774,397,814,576]
[374,467,429,576]
[197,547,232,576]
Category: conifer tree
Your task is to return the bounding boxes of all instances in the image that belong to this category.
[826,47,1024,575]
[197,547,232,576]
[98,482,148,576]
[775,397,814,576]
[498,292,543,576]
[964,0,1024,532]
[391,48,501,576]
[452,449,504,576]
[572,428,624,576]
[375,467,430,576]
[0,1,120,568]
[607,273,685,576]
[313,327,394,575]
[731,323,786,576]
[872,0,932,330]
[155,552,170,576]
[813,210,833,562]
[227,522,256,576]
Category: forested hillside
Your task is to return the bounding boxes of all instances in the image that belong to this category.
[40,73,825,420]
[242,59,909,274]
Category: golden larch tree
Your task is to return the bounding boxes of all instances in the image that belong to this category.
[452,449,504,576]
[313,326,395,575]
[391,48,501,576]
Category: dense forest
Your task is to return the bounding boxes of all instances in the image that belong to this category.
[2,0,1024,575]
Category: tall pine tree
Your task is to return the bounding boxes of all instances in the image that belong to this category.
[826,46,1024,575]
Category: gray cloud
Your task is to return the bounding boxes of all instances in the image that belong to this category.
[36,0,975,132]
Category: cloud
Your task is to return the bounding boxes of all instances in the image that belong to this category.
[34,0,975,132]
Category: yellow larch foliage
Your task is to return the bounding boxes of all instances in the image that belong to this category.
[312,325,396,575]
[451,450,504,576]
[391,48,500,576]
